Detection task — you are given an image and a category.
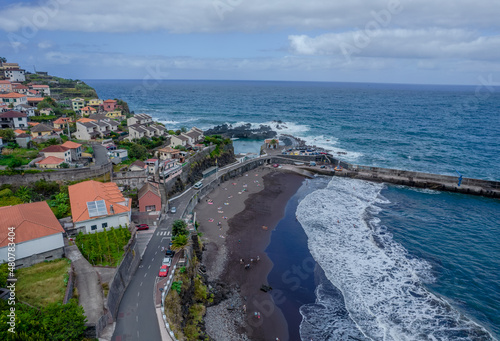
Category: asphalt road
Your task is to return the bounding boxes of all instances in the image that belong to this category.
[93,144,110,166]
[112,191,193,341]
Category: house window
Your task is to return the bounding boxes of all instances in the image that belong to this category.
[18,117,22,121]
[91,225,97,230]
[145,205,156,211]
[102,223,108,228]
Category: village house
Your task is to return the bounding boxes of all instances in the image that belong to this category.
[30,84,50,96]
[27,97,44,107]
[36,156,66,168]
[108,149,128,163]
[0,110,28,129]
[39,107,54,116]
[127,124,148,140]
[0,92,28,106]
[15,133,32,148]
[68,180,132,234]
[128,160,147,172]
[61,141,82,161]
[53,117,72,129]
[87,98,103,108]
[0,201,65,267]
[157,146,181,160]
[13,104,36,117]
[105,110,123,119]
[0,80,13,92]
[137,182,161,213]
[14,129,26,136]
[181,129,204,146]
[4,68,26,82]
[103,99,118,112]
[71,98,85,113]
[27,89,40,97]
[127,113,152,126]
[265,138,279,149]
[81,106,97,116]
[12,83,29,94]
[169,134,189,148]
[74,119,118,140]
[41,145,72,163]
[144,158,159,174]
[30,123,53,138]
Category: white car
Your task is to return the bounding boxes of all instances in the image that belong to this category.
[162,257,172,266]
[170,206,176,213]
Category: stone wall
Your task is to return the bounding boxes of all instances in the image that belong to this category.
[63,263,75,304]
[0,163,112,186]
[112,170,148,189]
[15,246,65,268]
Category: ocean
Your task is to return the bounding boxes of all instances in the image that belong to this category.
[87,80,500,340]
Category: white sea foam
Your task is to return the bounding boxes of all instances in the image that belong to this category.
[296,177,496,341]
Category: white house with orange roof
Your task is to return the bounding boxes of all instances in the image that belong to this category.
[0,201,65,267]
[30,84,50,96]
[0,92,28,105]
[62,140,82,160]
[68,180,131,234]
[36,156,66,169]
[81,106,97,116]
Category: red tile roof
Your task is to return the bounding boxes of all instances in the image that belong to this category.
[0,92,26,98]
[103,99,117,103]
[0,201,64,247]
[0,110,27,118]
[68,181,131,223]
[36,156,65,165]
[61,141,82,149]
[41,145,69,153]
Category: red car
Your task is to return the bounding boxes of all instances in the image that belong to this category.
[136,224,149,231]
[158,265,169,277]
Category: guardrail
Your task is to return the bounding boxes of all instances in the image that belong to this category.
[160,264,178,341]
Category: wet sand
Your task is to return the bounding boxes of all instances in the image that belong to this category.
[196,166,305,341]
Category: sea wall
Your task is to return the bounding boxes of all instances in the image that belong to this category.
[268,155,500,198]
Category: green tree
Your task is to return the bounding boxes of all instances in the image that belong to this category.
[41,300,87,341]
[171,234,188,250]
[128,143,148,160]
[15,186,32,203]
[0,57,6,63]
[172,219,188,236]
[0,128,15,142]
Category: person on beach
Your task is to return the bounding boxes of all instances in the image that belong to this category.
[256,255,260,261]
[240,258,244,264]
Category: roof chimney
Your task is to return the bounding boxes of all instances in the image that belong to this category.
[110,205,114,214]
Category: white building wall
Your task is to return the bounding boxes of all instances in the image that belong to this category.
[0,233,64,263]
[75,212,130,234]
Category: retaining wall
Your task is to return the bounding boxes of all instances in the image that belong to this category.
[0,163,112,185]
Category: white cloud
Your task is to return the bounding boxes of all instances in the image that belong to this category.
[0,0,499,33]
[38,41,53,49]
[289,29,500,61]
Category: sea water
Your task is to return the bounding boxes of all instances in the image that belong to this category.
[87,80,500,340]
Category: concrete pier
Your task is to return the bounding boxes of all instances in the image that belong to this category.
[261,153,500,199]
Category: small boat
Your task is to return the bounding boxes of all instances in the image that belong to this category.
[334,166,343,171]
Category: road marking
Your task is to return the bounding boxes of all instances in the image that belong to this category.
[140,281,143,287]
[148,265,151,269]
[136,316,138,322]
[137,331,139,338]
[137,292,140,297]
[152,258,154,262]
[167,231,171,236]
[155,251,157,255]
[144,273,147,278]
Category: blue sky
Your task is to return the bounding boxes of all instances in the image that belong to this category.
[1,0,499,85]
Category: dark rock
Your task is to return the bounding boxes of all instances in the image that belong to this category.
[204,123,277,140]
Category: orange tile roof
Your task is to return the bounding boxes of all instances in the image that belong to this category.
[53,117,72,124]
[61,141,82,149]
[14,129,26,134]
[28,122,39,127]
[68,180,131,223]
[41,145,69,153]
[0,92,26,98]
[77,118,97,123]
[0,201,64,247]
[27,97,44,102]
[36,156,65,165]
[82,106,96,111]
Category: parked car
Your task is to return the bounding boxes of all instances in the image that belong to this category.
[165,249,175,257]
[136,224,149,231]
[162,257,172,266]
[158,265,169,277]
[193,181,203,189]
[273,163,279,168]
[170,206,176,213]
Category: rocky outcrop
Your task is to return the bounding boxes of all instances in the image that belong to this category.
[204,123,277,139]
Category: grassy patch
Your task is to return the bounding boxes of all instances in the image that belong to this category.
[0,148,39,166]
[16,259,71,307]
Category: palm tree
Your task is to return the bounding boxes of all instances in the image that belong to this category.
[269,139,278,149]
[171,234,189,251]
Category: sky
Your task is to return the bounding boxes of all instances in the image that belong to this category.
[0,0,499,85]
